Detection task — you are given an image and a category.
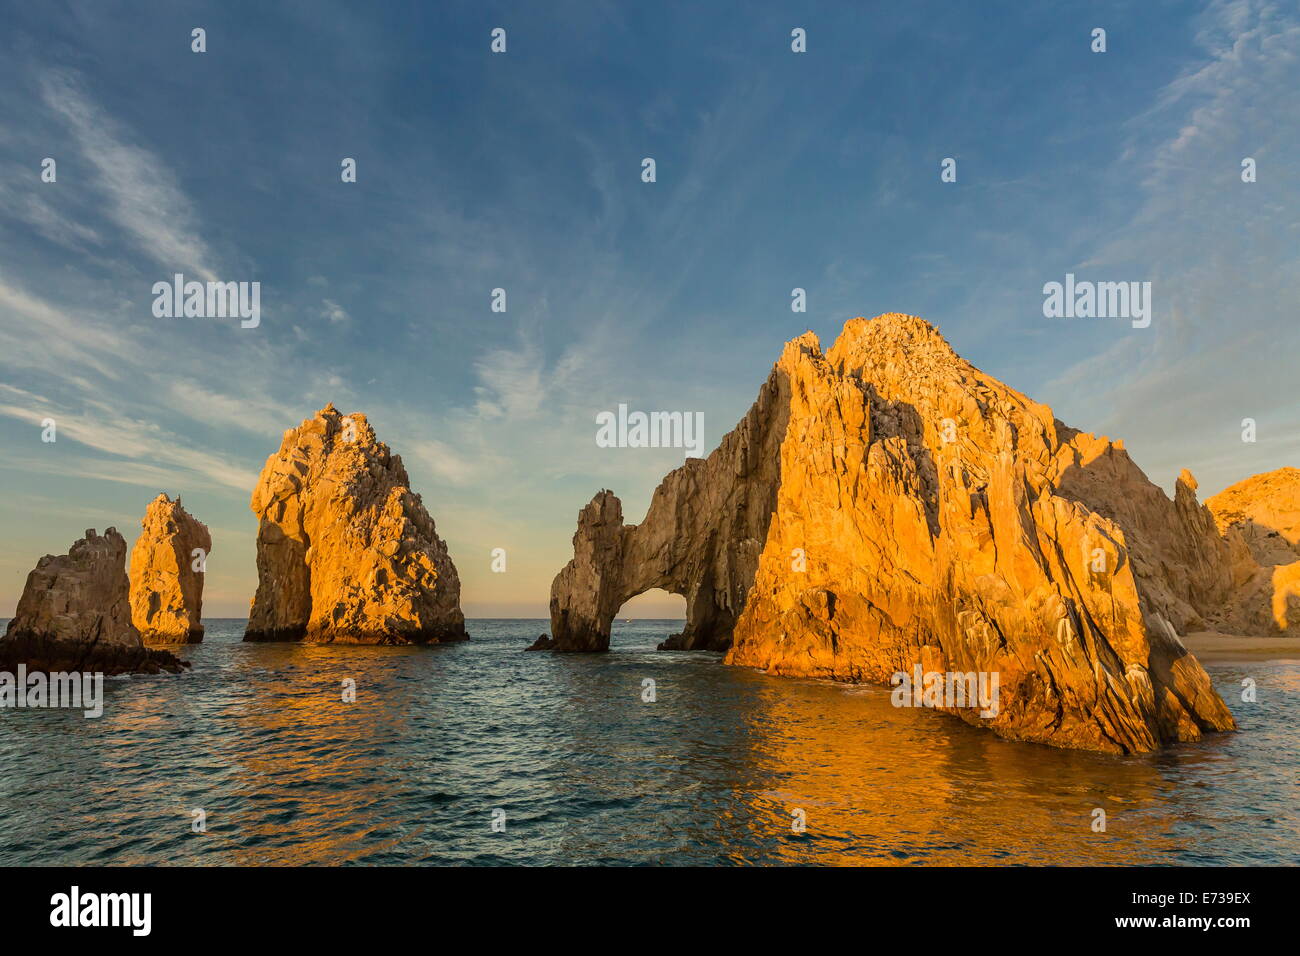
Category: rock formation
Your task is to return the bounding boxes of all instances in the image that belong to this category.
[129,494,211,644]
[0,528,188,674]
[548,366,789,652]
[1206,467,1300,634]
[1207,468,1300,564]
[245,404,467,644]
[548,314,1239,753]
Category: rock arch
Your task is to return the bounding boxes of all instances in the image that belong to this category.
[546,357,796,652]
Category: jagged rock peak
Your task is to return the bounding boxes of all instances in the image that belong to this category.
[245,404,467,645]
[129,494,212,645]
[833,312,960,356]
[1,527,188,674]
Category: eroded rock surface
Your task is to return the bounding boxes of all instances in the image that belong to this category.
[129,494,211,644]
[1,528,187,674]
[550,314,1239,753]
[245,404,467,644]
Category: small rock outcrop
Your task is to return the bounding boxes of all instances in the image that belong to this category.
[0,528,188,674]
[129,494,211,644]
[549,314,1238,753]
[245,404,467,644]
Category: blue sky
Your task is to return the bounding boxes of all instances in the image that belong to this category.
[1,0,1297,617]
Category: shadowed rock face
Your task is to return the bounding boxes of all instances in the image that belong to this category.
[0,528,187,674]
[548,366,791,652]
[245,404,467,645]
[549,314,1239,753]
[129,494,211,644]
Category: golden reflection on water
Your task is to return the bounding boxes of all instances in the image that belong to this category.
[0,621,1291,865]
[723,673,1209,865]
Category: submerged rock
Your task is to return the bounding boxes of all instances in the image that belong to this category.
[245,404,467,644]
[549,314,1240,753]
[129,494,211,644]
[0,528,187,674]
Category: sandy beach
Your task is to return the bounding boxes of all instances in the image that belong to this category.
[1183,631,1300,662]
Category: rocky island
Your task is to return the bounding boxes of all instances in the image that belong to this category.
[0,528,188,674]
[244,404,467,644]
[545,314,1256,753]
[129,494,211,644]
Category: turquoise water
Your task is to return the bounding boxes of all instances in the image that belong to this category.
[0,618,1295,865]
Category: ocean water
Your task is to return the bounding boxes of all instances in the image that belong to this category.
[0,618,1295,866]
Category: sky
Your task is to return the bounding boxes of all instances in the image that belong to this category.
[0,0,1297,619]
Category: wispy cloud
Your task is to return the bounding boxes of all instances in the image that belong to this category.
[0,384,259,493]
[1043,0,1300,494]
[321,298,350,324]
[39,69,218,281]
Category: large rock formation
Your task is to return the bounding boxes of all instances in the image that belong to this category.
[129,494,211,644]
[0,528,188,674]
[245,404,467,644]
[1206,467,1300,634]
[548,314,1239,753]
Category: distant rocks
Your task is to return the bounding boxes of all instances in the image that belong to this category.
[549,313,1240,753]
[0,528,187,675]
[1208,467,1300,564]
[129,494,211,644]
[245,404,467,644]
[1206,467,1300,634]
[525,634,555,651]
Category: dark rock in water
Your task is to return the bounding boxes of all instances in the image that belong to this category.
[1,528,187,675]
[0,632,187,675]
[525,633,556,651]
[657,633,688,651]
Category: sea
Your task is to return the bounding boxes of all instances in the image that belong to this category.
[0,619,1295,865]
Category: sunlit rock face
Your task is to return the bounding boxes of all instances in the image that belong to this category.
[0,528,187,674]
[245,404,467,645]
[1206,467,1300,634]
[129,494,211,644]
[552,314,1240,753]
